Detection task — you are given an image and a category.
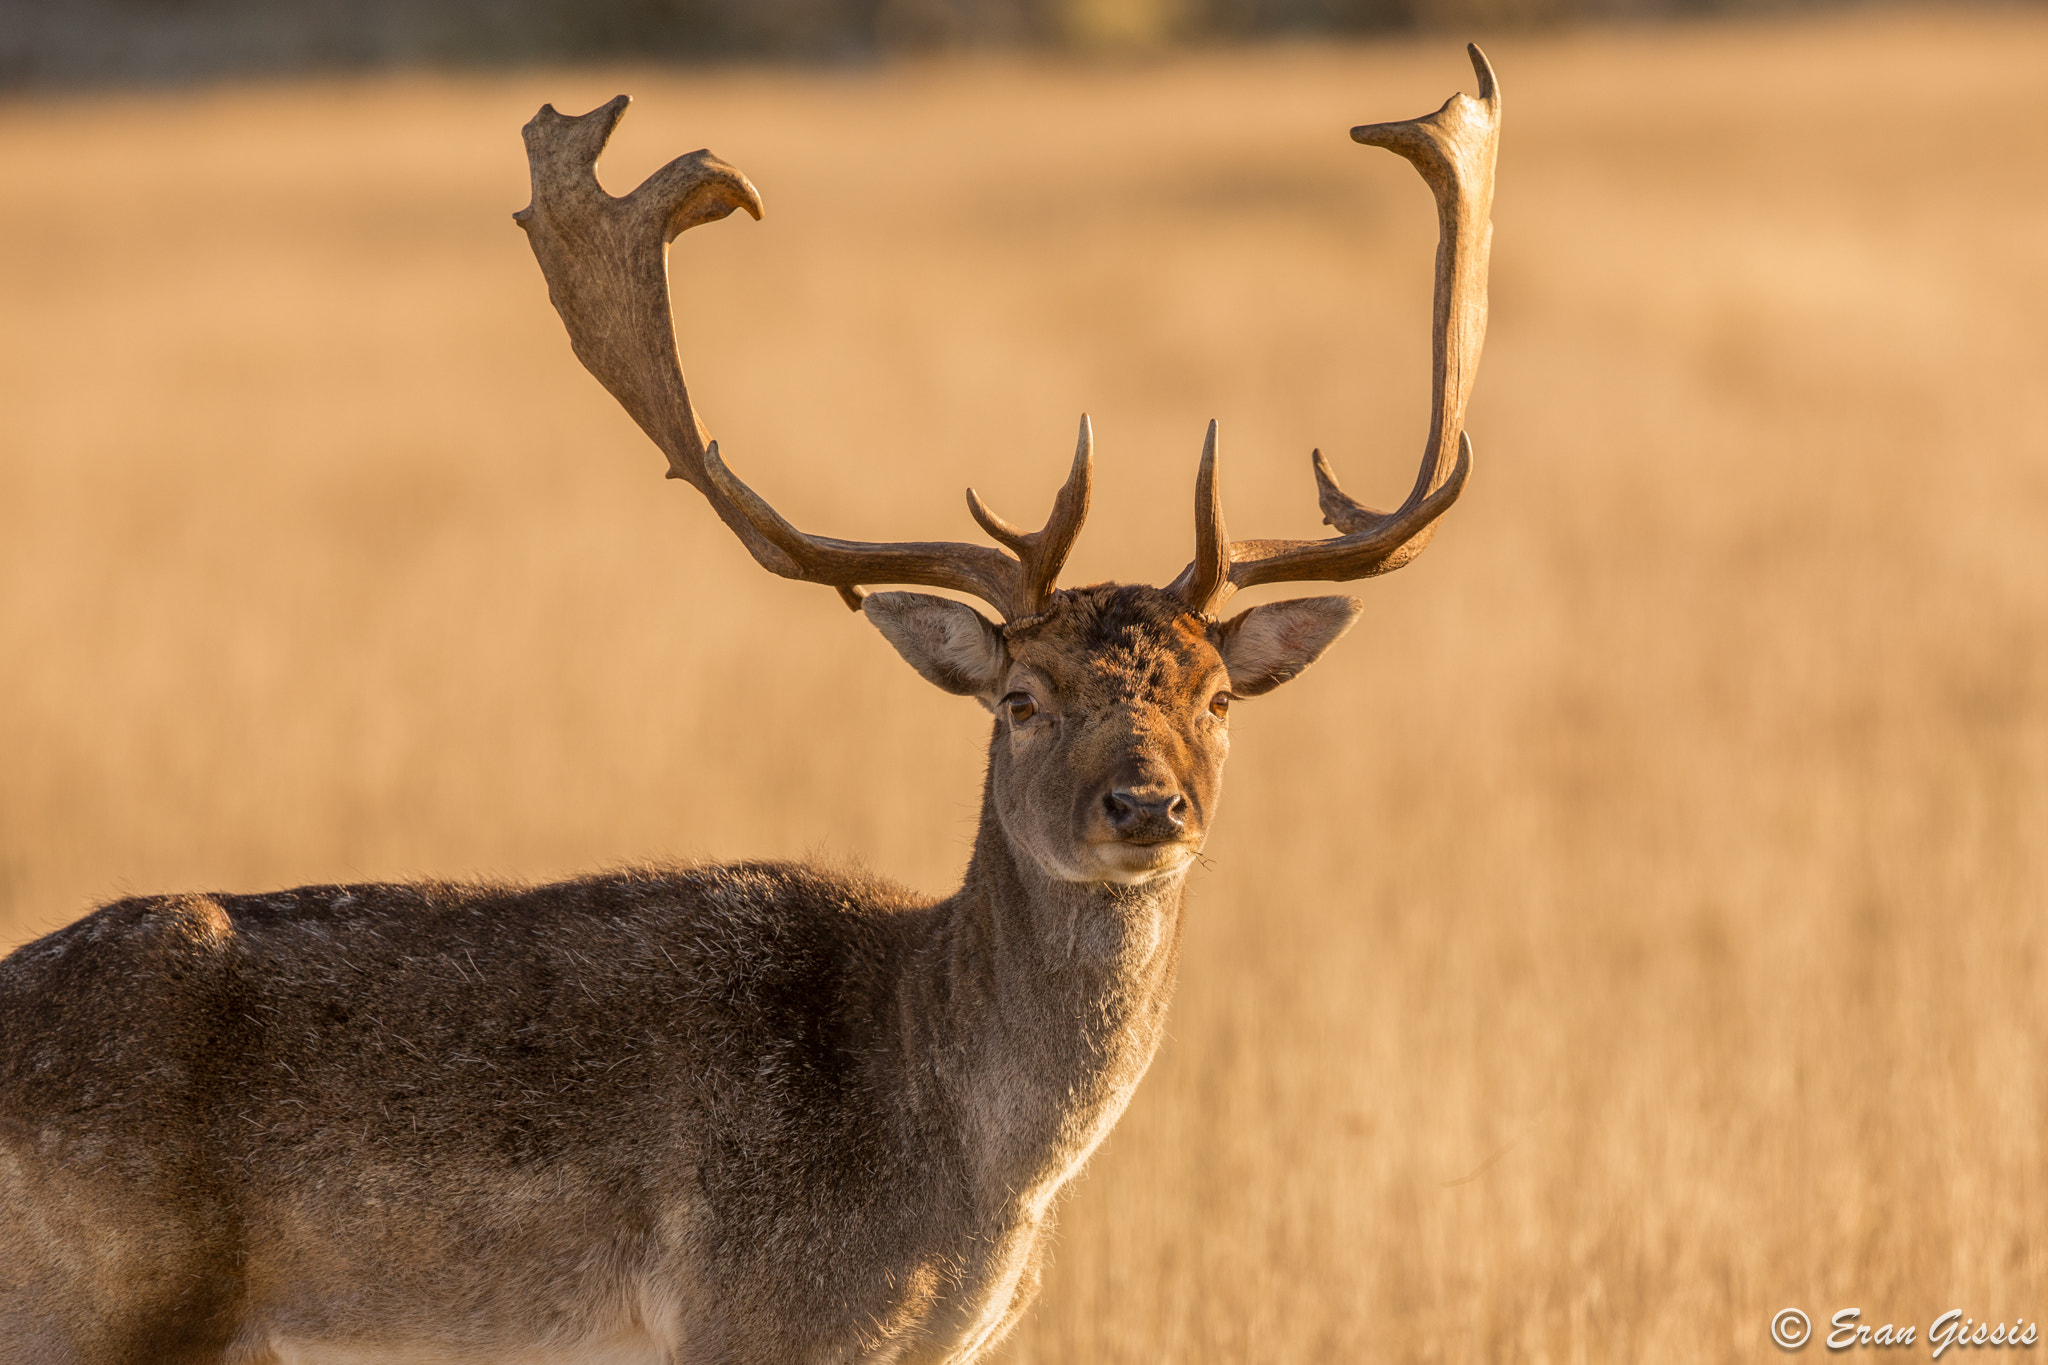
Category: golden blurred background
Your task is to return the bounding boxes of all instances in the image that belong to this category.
[1,5,2043,1359]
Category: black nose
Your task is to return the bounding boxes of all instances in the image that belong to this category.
[1103,789,1188,840]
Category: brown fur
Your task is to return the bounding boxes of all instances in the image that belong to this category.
[0,583,1358,1365]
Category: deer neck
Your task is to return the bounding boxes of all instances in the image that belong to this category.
[911,760,1187,1214]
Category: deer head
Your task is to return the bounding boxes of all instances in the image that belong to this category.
[515,47,1499,887]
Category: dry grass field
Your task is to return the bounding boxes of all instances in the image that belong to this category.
[2,6,2045,1359]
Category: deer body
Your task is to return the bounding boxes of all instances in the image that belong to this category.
[2,587,1234,1365]
[0,793,1178,1363]
[0,50,1499,1365]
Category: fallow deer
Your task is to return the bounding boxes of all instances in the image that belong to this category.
[0,46,1500,1365]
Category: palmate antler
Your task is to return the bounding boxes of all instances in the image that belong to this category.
[1172,44,1501,615]
[517,49,1498,622]
[515,96,1088,621]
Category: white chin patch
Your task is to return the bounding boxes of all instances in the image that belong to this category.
[1083,842,1196,885]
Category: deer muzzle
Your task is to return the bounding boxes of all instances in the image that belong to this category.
[1102,787,1189,844]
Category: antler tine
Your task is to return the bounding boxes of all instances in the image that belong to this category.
[966,415,1094,619]
[1171,44,1499,615]
[1177,420,1228,613]
[519,96,1083,621]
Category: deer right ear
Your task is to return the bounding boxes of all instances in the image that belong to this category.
[862,592,1008,698]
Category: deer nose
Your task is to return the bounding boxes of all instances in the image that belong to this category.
[1103,789,1188,840]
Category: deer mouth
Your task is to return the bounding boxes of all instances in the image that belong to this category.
[1086,836,1199,884]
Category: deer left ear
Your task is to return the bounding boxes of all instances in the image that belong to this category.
[1214,596,1364,697]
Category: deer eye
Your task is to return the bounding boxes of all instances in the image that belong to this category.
[1005,693,1039,723]
[1208,692,1233,720]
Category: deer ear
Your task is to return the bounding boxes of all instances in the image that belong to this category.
[1214,596,1364,697]
[862,592,1008,698]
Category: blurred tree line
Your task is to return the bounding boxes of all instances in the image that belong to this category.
[2,0,1852,85]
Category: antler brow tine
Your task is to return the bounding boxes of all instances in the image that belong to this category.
[517,95,1092,621]
[1173,44,1500,615]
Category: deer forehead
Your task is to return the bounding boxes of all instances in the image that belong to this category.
[1003,592,1221,714]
